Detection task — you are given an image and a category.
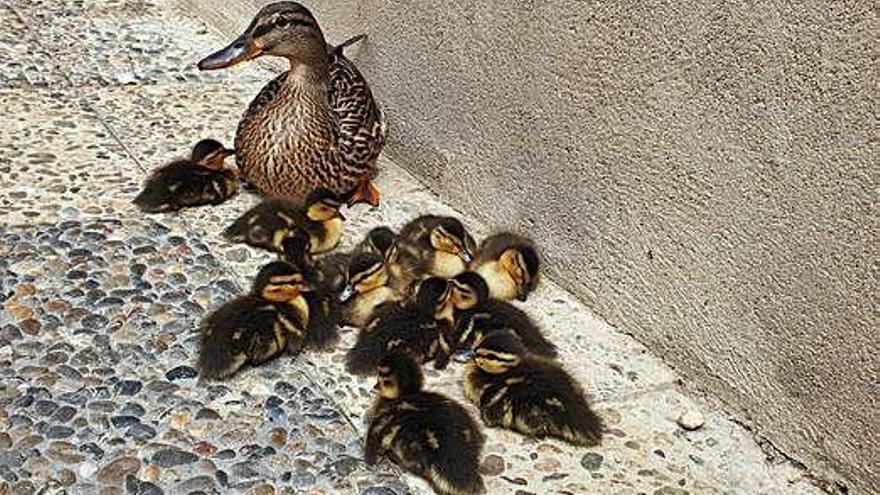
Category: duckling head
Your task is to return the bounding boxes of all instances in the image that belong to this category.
[254,261,313,303]
[375,351,424,399]
[198,2,328,71]
[305,188,345,222]
[450,271,489,310]
[365,227,399,263]
[191,139,234,170]
[473,330,525,374]
[280,230,312,268]
[429,218,476,264]
[413,276,454,320]
[499,246,540,302]
[339,253,388,303]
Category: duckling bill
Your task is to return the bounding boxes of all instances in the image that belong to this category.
[463,331,603,446]
[133,139,237,213]
[366,352,485,495]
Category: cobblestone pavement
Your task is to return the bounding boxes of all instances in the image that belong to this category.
[0,1,824,494]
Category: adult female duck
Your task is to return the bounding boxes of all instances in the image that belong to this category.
[198,2,385,206]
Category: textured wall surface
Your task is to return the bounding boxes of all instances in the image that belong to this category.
[180,1,878,491]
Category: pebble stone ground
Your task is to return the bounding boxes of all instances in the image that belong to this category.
[0,1,826,494]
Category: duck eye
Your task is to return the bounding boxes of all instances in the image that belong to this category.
[275,18,289,28]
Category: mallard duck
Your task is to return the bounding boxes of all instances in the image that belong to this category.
[198,2,385,206]
[338,252,404,328]
[133,139,237,213]
[463,331,603,446]
[471,233,540,302]
[399,215,477,279]
[366,351,485,495]
[197,261,313,379]
[346,277,454,374]
[448,272,557,358]
[223,188,345,254]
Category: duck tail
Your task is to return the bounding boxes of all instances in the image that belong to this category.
[521,330,558,358]
[197,329,246,380]
[427,462,485,495]
[332,33,367,55]
[345,332,385,375]
[568,403,604,447]
[132,183,173,213]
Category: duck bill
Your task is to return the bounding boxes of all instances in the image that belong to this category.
[198,34,262,70]
[338,284,356,303]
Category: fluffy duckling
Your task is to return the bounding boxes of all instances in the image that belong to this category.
[471,233,540,302]
[133,139,237,213]
[197,261,313,379]
[346,277,454,374]
[449,272,556,358]
[338,252,404,328]
[366,352,485,495]
[356,226,418,294]
[464,331,603,446]
[223,188,345,253]
[399,215,477,279]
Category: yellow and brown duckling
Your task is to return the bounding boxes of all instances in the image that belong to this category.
[464,331,603,446]
[338,252,404,328]
[279,233,343,347]
[198,2,385,206]
[346,277,455,375]
[223,188,345,254]
[133,139,237,213]
[448,272,557,358]
[399,215,477,279]
[356,226,418,294]
[366,351,486,495]
[471,233,540,302]
[197,261,314,379]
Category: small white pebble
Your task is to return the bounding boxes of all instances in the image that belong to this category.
[79,461,97,478]
[678,409,706,430]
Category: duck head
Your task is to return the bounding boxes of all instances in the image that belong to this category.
[198,2,328,70]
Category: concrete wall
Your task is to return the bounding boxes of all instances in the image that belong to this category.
[181,1,878,492]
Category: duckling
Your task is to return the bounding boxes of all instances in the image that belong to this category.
[198,2,385,206]
[448,272,557,358]
[197,261,313,379]
[366,351,485,495]
[355,226,417,294]
[464,331,603,446]
[338,252,404,328]
[471,233,540,302]
[223,188,345,253]
[279,233,342,349]
[133,139,237,213]
[399,215,477,279]
[346,277,455,374]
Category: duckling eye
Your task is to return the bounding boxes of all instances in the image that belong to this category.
[275,18,289,28]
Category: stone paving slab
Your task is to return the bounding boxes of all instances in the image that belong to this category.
[0,0,826,494]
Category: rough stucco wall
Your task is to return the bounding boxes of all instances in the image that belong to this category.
[180,1,878,491]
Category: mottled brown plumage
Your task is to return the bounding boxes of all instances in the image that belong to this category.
[198,2,385,206]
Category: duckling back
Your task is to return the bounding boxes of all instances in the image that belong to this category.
[223,198,303,251]
[133,161,237,213]
[198,296,306,379]
[454,301,557,358]
[345,305,443,375]
[368,392,485,495]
